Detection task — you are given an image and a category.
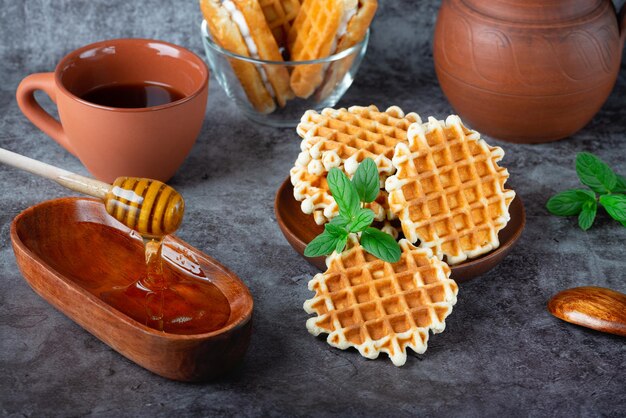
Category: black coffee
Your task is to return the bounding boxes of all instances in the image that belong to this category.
[80,82,185,108]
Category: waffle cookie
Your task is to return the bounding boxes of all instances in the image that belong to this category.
[258,0,301,48]
[290,105,420,224]
[200,0,293,112]
[315,0,377,100]
[304,236,458,366]
[386,115,516,265]
[287,0,377,98]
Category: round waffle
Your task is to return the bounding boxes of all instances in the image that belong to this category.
[290,105,421,225]
[385,115,516,265]
[304,235,458,366]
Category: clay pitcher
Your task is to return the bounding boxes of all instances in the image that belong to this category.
[433,0,626,143]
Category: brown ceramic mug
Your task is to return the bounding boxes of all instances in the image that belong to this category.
[16,39,209,183]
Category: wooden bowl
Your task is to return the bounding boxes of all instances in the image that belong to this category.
[10,197,253,382]
[275,177,525,282]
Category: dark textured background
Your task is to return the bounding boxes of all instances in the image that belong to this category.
[1,1,625,417]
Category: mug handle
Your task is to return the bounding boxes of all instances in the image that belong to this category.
[16,73,75,156]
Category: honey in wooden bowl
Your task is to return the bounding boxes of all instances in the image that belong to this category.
[100,236,232,335]
[99,177,232,335]
[11,197,253,380]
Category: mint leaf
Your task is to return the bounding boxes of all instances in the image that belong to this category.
[347,208,375,233]
[325,220,349,252]
[600,194,626,223]
[546,189,596,216]
[327,168,360,218]
[329,215,350,229]
[361,227,401,263]
[304,231,341,257]
[576,152,616,194]
[578,200,597,230]
[614,175,626,194]
[352,158,380,203]
[335,236,348,253]
[324,222,348,239]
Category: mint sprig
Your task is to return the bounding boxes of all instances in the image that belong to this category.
[304,158,401,263]
[347,208,376,232]
[546,152,626,230]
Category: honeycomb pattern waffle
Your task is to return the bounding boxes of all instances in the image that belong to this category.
[258,0,301,47]
[291,105,420,224]
[304,236,458,366]
[386,115,516,265]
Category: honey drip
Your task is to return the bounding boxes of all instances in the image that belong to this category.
[100,237,231,335]
[98,177,230,334]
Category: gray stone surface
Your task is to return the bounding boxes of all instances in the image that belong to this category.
[1,0,625,416]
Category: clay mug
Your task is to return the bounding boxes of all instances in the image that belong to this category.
[16,39,209,182]
[434,0,626,143]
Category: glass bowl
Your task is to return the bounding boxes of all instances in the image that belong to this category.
[200,20,370,127]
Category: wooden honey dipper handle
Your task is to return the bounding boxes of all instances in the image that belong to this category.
[0,147,185,237]
[0,147,110,198]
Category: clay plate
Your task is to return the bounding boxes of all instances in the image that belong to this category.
[275,177,525,282]
[10,197,253,382]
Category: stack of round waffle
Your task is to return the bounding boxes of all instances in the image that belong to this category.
[291,107,515,265]
[291,105,516,365]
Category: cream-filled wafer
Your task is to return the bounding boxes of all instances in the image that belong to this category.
[200,0,293,112]
[316,0,377,100]
[288,0,376,98]
[258,0,301,49]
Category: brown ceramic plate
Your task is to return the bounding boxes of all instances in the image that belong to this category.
[275,177,525,282]
[11,197,253,382]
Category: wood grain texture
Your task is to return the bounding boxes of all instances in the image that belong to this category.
[0,147,110,198]
[548,287,626,337]
[10,197,254,382]
[274,177,525,282]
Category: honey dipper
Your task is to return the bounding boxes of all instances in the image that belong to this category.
[0,147,184,237]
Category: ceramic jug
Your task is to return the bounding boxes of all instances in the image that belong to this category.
[433,0,626,143]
